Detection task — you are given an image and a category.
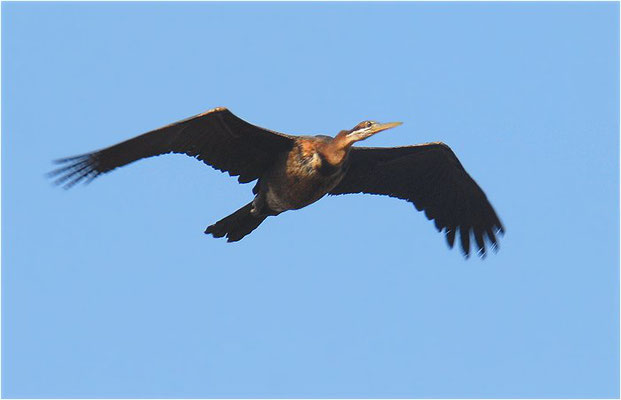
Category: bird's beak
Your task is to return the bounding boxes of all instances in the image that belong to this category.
[370,121,403,134]
[344,121,404,144]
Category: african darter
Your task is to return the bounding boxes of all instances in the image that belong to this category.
[50,107,504,257]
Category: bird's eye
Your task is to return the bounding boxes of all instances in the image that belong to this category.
[366,121,373,127]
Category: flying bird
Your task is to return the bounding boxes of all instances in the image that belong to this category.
[50,107,504,257]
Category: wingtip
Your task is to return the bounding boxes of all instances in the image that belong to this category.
[445,228,456,248]
[52,154,88,165]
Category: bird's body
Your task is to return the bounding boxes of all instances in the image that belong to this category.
[50,107,504,257]
[259,135,349,214]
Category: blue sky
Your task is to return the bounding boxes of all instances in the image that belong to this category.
[2,2,619,398]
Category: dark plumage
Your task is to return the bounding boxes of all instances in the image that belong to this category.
[50,107,504,257]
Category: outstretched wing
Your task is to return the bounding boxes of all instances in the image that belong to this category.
[330,143,504,257]
[49,107,295,188]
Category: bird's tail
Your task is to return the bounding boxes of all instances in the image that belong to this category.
[205,202,267,242]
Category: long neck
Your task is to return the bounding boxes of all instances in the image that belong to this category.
[317,130,355,166]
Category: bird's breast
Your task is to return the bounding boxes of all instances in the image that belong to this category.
[261,139,347,212]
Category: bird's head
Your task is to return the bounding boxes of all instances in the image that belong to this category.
[344,120,403,144]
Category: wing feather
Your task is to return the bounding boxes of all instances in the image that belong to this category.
[49,107,295,188]
[330,142,504,257]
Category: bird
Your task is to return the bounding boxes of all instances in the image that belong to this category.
[49,107,504,257]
